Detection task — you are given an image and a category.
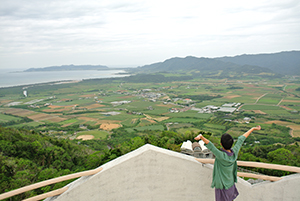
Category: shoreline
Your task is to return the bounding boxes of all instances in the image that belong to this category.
[0,70,131,89]
[0,79,83,89]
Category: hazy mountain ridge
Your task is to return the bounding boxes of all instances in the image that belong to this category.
[216,51,300,75]
[133,56,275,77]
[24,64,109,72]
[138,56,240,72]
[132,51,299,76]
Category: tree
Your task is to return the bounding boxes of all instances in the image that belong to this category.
[267,148,296,166]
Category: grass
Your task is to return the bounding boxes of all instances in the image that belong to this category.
[163,117,202,123]
[138,119,156,127]
[8,121,45,128]
[126,125,165,132]
[257,93,284,105]
[76,130,110,139]
[59,119,79,125]
[176,127,201,135]
[121,118,139,127]
[0,113,22,122]
[167,123,194,129]
[241,105,281,110]
[203,123,226,130]
[262,109,292,115]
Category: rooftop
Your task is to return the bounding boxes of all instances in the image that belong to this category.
[45,144,300,201]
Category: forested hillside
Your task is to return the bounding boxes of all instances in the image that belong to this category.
[217,51,300,75]
[131,51,300,76]
[0,126,102,200]
[132,56,275,77]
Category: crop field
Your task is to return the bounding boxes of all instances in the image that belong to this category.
[127,125,165,132]
[288,125,300,137]
[4,108,36,116]
[0,73,299,146]
[262,109,292,115]
[163,117,202,123]
[203,123,226,130]
[60,119,80,127]
[76,130,110,139]
[257,93,284,105]
[176,127,201,135]
[9,121,45,128]
[0,113,21,122]
[241,104,281,111]
[100,122,122,130]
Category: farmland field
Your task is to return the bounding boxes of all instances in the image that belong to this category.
[0,72,299,147]
[76,130,110,139]
[0,113,21,122]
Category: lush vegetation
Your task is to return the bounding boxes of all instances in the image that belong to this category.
[0,126,99,200]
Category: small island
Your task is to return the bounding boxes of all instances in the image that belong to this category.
[24,64,109,72]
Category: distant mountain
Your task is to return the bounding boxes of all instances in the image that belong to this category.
[135,56,238,72]
[131,56,276,78]
[216,51,300,75]
[24,64,109,72]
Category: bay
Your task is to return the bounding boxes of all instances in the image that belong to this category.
[0,69,129,88]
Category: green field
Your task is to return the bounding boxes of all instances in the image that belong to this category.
[257,93,284,105]
[0,113,22,122]
[76,130,110,139]
[242,105,281,110]
[126,125,165,133]
[9,121,45,128]
[163,117,203,123]
[0,72,299,146]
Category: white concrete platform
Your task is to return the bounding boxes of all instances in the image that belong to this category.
[45,144,300,201]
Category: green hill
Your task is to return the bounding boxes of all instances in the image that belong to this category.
[216,51,300,75]
[131,56,277,78]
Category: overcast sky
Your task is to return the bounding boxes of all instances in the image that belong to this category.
[0,0,299,69]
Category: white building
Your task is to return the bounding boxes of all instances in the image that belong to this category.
[218,107,236,113]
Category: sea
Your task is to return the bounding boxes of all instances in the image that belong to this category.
[0,69,129,88]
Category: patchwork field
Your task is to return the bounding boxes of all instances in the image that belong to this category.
[265,120,300,137]
[0,113,22,122]
[4,108,36,116]
[252,110,267,114]
[76,130,110,139]
[100,123,122,130]
[0,74,299,144]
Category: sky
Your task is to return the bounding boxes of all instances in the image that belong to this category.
[0,0,300,69]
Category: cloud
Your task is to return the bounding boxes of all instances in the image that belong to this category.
[0,0,299,68]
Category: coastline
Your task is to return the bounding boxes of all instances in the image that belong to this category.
[0,79,82,89]
[0,69,130,89]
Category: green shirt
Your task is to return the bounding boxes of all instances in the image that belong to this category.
[205,135,246,189]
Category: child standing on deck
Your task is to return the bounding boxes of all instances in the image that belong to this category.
[195,125,261,201]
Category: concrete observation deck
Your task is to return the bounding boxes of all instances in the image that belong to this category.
[45,144,300,201]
